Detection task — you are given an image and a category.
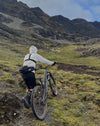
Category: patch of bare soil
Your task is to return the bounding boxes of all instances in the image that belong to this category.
[57,63,100,76]
[0,92,22,125]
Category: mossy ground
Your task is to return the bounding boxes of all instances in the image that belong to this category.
[0,41,100,126]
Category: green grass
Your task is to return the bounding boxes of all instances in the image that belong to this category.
[47,69,100,126]
[0,41,100,125]
[39,45,100,69]
[1,42,100,69]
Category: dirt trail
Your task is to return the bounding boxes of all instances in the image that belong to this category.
[58,63,100,77]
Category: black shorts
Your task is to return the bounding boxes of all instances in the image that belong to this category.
[21,72,36,89]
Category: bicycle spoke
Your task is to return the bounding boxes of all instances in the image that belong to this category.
[31,85,47,120]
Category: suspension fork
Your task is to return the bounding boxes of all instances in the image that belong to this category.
[43,69,48,98]
[47,72,51,85]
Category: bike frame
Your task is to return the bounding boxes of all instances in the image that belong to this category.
[32,65,57,120]
[36,66,51,99]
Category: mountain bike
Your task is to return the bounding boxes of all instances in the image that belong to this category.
[31,65,58,120]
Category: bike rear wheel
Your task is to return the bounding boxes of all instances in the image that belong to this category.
[31,85,47,120]
[49,73,58,96]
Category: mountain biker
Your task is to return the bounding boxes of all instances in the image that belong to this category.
[20,45,56,108]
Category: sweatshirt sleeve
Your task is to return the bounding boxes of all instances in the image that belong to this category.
[37,54,54,65]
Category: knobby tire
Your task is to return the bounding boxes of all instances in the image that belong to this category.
[31,85,47,120]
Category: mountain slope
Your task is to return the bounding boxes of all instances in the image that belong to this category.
[51,15,100,38]
[0,41,100,126]
[0,1,100,126]
[0,0,65,32]
[72,19,100,37]
[51,15,75,32]
[0,0,100,42]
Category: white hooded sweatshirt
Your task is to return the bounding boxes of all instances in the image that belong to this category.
[23,46,54,72]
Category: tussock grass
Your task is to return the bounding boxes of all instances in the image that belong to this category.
[0,42,100,125]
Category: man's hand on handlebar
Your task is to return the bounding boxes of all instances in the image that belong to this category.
[52,62,56,66]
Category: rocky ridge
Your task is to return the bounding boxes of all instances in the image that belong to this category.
[0,0,100,42]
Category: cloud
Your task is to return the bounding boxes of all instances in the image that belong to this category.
[75,0,100,21]
[62,0,92,20]
[76,0,100,6]
[92,0,100,4]
[90,6,100,21]
[92,6,100,15]
[18,0,93,21]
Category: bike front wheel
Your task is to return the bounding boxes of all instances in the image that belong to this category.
[49,73,58,96]
[31,85,47,120]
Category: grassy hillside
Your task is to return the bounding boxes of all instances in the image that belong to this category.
[0,40,100,126]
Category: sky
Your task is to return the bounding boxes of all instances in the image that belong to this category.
[18,0,100,22]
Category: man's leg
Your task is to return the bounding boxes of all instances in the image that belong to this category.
[22,72,36,109]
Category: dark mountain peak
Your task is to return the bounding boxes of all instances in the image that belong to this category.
[51,15,100,37]
[92,21,100,30]
[0,0,65,35]
[51,15,70,22]
[17,1,29,8]
[31,7,43,12]
[0,0,29,15]
[50,15,74,33]
[72,18,88,24]
[0,0,45,25]
[0,0,100,40]
[51,15,71,31]
[53,15,66,19]
[30,7,45,16]
[93,21,100,24]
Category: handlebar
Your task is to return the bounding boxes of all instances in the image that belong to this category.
[35,65,50,71]
[35,62,57,71]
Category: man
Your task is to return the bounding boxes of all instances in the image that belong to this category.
[20,46,56,108]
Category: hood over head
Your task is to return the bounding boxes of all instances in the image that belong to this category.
[29,46,38,54]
